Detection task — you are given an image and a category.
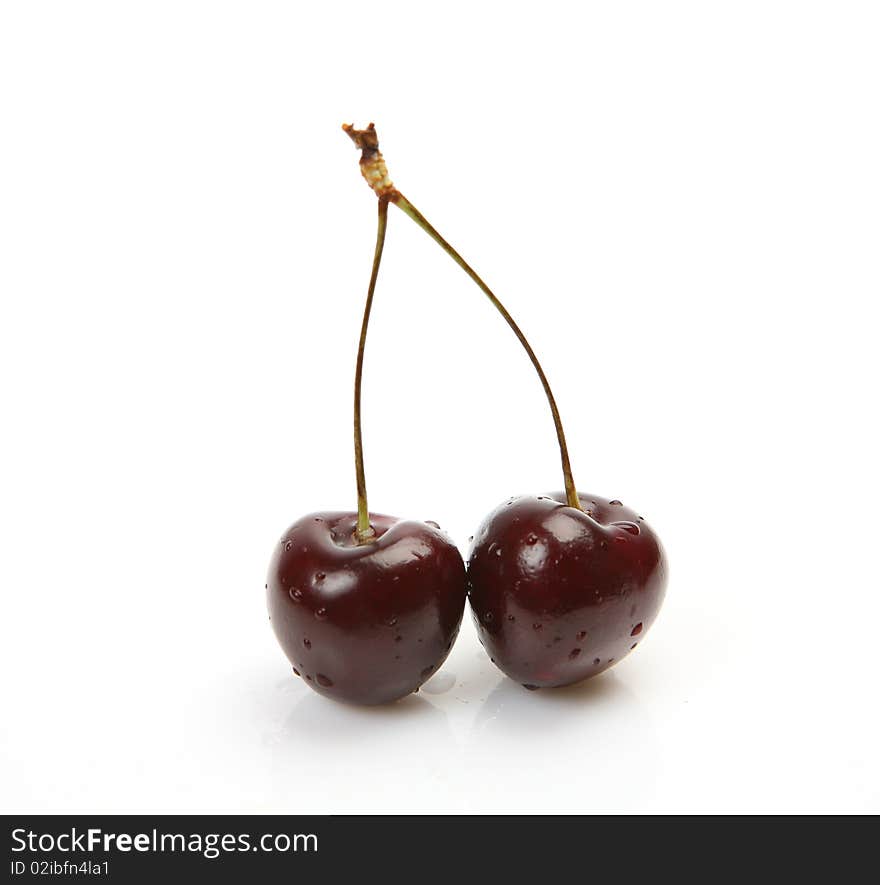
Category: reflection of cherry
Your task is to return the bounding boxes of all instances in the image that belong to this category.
[467,493,666,689]
[266,188,466,705]
[342,123,668,690]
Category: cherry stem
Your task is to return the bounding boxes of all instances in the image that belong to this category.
[353,197,389,543]
[342,122,581,512]
[393,195,581,511]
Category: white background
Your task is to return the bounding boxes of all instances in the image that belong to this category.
[2,1,878,814]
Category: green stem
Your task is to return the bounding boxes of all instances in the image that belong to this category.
[353,198,390,542]
[392,193,581,511]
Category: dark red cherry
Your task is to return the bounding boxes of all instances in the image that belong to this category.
[467,492,667,689]
[267,511,466,705]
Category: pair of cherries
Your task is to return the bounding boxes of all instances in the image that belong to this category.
[266,125,667,705]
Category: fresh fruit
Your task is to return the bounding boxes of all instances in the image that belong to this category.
[267,512,465,704]
[467,492,666,688]
[266,176,466,705]
[342,123,668,689]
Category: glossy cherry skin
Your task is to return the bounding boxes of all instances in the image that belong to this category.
[467,492,667,689]
[267,511,467,705]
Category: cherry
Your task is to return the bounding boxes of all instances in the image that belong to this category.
[343,123,668,690]
[267,512,465,704]
[467,493,666,688]
[266,142,466,705]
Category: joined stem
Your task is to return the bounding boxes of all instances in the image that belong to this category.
[343,122,581,512]
[353,198,389,543]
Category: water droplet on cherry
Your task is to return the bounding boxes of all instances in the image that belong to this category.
[614,522,640,536]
